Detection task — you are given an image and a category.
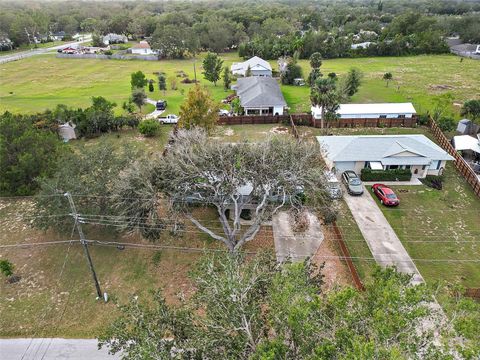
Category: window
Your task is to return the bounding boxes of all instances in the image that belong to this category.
[405,165,411,169]
[422,165,426,170]
[398,115,406,118]
[388,165,399,170]
[379,115,387,118]
[429,160,440,170]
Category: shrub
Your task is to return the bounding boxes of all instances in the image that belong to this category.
[0,260,14,277]
[152,251,162,266]
[437,116,456,132]
[416,113,430,126]
[420,175,444,190]
[104,50,113,55]
[138,119,160,137]
[360,168,412,181]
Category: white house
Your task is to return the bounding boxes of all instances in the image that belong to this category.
[311,102,417,120]
[131,41,155,55]
[103,33,128,45]
[317,134,454,178]
[351,41,375,50]
[232,77,286,115]
[475,45,480,55]
[58,123,76,142]
[231,56,272,77]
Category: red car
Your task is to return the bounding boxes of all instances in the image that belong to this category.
[371,184,400,206]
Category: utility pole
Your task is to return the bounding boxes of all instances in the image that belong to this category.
[64,192,104,300]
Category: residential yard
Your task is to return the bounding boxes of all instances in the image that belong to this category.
[1,53,478,116]
[0,199,274,338]
[371,162,480,288]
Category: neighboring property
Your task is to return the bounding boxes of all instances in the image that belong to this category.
[475,45,480,55]
[312,103,417,120]
[102,33,128,45]
[0,36,13,51]
[351,41,375,50]
[231,56,272,77]
[453,134,480,160]
[58,123,76,142]
[130,41,155,55]
[51,31,66,41]
[232,77,287,115]
[317,134,454,178]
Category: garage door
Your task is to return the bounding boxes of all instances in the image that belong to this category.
[334,162,356,173]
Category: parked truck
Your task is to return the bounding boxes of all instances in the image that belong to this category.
[157,114,179,124]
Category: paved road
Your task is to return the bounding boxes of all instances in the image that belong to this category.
[343,188,424,284]
[0,36,92,64]
[272,210,324,262]
[0,338,119,359]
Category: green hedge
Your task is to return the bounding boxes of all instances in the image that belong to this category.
[360,168,412,181]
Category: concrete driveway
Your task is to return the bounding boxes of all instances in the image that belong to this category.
[272,210,324,262]
[0,338,119,359]
[343,188,424,284]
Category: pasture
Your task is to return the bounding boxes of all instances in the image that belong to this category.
[1,53,479,116]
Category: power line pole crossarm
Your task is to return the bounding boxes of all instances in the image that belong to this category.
[64,192,104,300]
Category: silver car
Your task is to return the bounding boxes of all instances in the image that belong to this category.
[341,170,364,196]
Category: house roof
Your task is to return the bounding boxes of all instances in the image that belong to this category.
[132,41,151,49]
[453,135,480,154]
[312,102,417,116]
[317,135,454,165]
[231,56,272,73]
[234,77,286,108]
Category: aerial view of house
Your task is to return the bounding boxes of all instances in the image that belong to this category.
[231,56,273,77]
[1,0,480,358]
[317,134,454,177]
[232,76,287,115]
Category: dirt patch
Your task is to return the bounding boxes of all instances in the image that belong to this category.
[312,225,353,291]
[224,128,234,136]
[269,126,289,134]
[429,84,454,91]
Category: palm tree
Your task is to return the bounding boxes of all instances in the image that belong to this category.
[383,72,393,87]
[310,78,339,130]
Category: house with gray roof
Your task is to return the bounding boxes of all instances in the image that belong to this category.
[317,134,454,178]
[232,77,287,116]
[231,56,272,77]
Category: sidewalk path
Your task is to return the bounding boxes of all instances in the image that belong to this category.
[343,189,424,284]
[0,338,119,359]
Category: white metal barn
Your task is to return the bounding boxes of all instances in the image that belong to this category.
[311,102,417,120]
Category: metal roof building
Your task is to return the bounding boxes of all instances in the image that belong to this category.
[311,102,417,119]
[317,134,453,178]
[233,77,286,115]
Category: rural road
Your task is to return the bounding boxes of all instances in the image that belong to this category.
[0,35,92,64]
[343,188,424,284]
[0,338,119,359]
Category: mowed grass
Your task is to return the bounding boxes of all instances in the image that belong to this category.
[1,53,478,116]
[369,162,480,288]
[288,55,480,114]
[0,52,237,115]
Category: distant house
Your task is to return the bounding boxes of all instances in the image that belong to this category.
[232,77,287,116]
[311,103,417,120]
[231,56,272,77]
[130,41,155,55]
[60,46,78,54]
[58,123,76,142]
[475,45,480,55]
[52,31,66,41]
[351,41,375,50]
[317,134,454,178]
[102,33,128,45]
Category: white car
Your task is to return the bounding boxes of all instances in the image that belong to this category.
[158,114,179,124]
[219,109,230,116]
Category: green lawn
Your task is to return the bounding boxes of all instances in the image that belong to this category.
[370,162,480,288]
[0,52,237,116]
[1,53,478,117]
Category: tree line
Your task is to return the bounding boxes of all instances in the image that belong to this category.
[1,0,479,58]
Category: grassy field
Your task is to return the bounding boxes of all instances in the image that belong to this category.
[0,53,238,116]
[1,53,478,117]
[370,163,480,288]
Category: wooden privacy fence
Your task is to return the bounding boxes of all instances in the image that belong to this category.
[218,113,417,128]
[428,118,480,199]
[330,222,365,291]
